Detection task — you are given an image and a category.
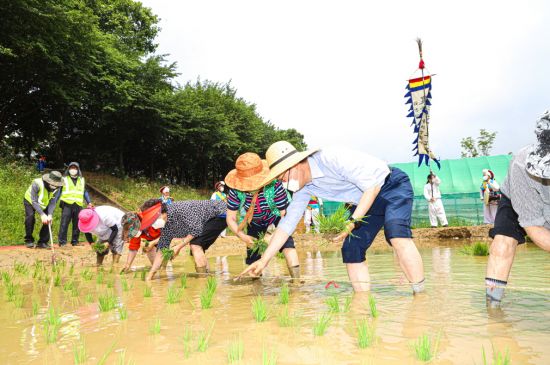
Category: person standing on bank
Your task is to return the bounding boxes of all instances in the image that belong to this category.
[57,162,94,246]
[238,141,425,293]
[480,169,501,224]
[210,181,228,238]
[485,110,550,307]
[224,153,301,278]
[24,171,64,248]
[159,186,173,205]
[423,172,448,228]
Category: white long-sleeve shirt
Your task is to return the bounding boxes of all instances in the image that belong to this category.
[424,176,442,201]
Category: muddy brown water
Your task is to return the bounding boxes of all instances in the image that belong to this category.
[0,241,548,364]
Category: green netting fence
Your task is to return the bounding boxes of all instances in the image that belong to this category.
[319,154,512,226]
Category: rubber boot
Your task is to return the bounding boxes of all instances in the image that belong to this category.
[289,265,302,284]
[195,265,208,275]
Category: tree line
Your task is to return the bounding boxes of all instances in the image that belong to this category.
[0,0,305,187]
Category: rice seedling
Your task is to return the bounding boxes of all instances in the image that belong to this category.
[325,295,340,313]
[69,263,75,276]
[133,271,137,279]
[342,296,352,313]
[121,278,130,292]
[70,287,79,298]
[312,313,332,336]
[109,266,114,274]
[92,240,109,254]
[63,280,75,292]
[278,283,290,304]
[43,306,62,344]
[118,306,128,320]
[412,333,439,362]
[32,298,40,315]
[1,271,12,284]
[98,291,117,312]
[166,287,183,304]
[369,295,378,318]
[140,270,146,281]
[96,270,104,285]
[317,204,352,240]
[227,335,244,364]
[251,296,268,322]
[116,349,135,365]
[13,293,24,308]
[276,306,298,327]
[180,273,187,289]
[14,262,29,276]
[206,276,218,293]
[200,287,215,309]
[143,286,152,298]
[161,247,174,262]
[481,345,511,365]
[250,233,268,255]
[53,272,62,287]
[460,241,490,256]
[106,279,114,289]
[262,346,278,365]
[97,342,117,365]
[73,342,87,364]
[85,293,94,303]
[276,252,285,260]
[5,281,18,301]
[356,319,376,349]
[81,269,93,281]
[149,318,161,335]
[183,327,193,358]
[196,323,215,352]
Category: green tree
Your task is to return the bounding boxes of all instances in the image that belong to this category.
[461,129,497,157]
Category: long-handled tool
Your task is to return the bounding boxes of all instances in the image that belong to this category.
[47,222,57,266]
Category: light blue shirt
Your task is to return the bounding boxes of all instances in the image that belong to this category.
[278,147,390,235]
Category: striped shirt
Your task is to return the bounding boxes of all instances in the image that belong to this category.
[227,181,289,226]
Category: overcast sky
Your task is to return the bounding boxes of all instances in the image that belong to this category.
[140,0,549,164]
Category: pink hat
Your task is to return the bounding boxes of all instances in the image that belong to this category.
[78,209,100,233]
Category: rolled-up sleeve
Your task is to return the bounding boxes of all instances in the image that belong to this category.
[277,189,310,235]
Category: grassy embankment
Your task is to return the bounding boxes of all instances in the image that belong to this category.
[0,159,205,246]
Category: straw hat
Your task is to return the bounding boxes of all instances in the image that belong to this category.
[225,153,270,192]
[261,141,319,186]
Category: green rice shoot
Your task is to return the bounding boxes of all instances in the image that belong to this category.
[313,312,332,336]
[183,327,193,358]
[279,283,290,304]
[481,345,511,365]
[369,295,379,318]
[325,295,340,313]
[149,318,161,335]
[92,240,109,254]
[252,296,268,322]
[143,286,152,298]
[118,306,128,320]
[73,342,87,364]
[276,306,298,327]
[180,273,187,289]
[81,269,93,281]
[227,335,244,364]
[96,270,104,285]
[460,241,490,256]
[356,318,376,349]
[13,293,24,308]
[121,278,130,292]
[85,293,94,303]
[43,306,62,344]
[250,232,268,255]
[98,291,117,312]
[262,346,278,365]
[412,333,439,362]
[32,298,40,315]
[166,287,183,304]
[206,276,218,293]
[196,323,215,352]
[200,286,215,309]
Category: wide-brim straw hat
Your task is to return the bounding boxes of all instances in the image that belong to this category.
[261,141,319,186]
[225,153,270,192]
[42,171,64,187]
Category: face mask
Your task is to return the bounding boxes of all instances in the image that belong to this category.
[483,175,488,181]
[152,218,166,229]
[219,187,224,192]
[133,230,142,238]
[69,169,78,177]
[285,179,301,193]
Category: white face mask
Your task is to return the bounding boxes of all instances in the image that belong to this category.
[152,218,166,229]
[284,179,301,193]
[133,230,142,238]
[69,169,78,177]
[219,186,224,192]
[483,175,489,181]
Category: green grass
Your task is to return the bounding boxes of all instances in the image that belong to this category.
[73,342,88,364]
[278,283,290,304]
[356,319,375,349]
[262,346,278,365]
[149,318,161,335]
[317,204,351,237]
[252,296,268,322]
[43,306,62,344]
[166,287,183,304]
[460,241,490,256]
[312,313,332,336]
[196,323,215,352]
[143,286,152,298]
[227,336,244,364]
[98,291,117,312]
[369,295,378,318]
[276,306,298,327]
[180,273,188,289]
[412,333,439,362]
[481,345,511,365]
[250,233,268,256]
[118,306,128,320]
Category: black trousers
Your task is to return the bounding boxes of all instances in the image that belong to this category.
[58,202,92,245]
[24,200,49,244]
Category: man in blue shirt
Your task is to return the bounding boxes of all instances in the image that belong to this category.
[239,141,425,294]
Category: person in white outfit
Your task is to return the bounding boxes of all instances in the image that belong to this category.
[423,173,448,228]
[480,169,501,224]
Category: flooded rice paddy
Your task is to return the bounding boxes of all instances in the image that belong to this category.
[0,242,549,364]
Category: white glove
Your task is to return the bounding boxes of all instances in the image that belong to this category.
[40,214,49,225]
[47,215,53,223]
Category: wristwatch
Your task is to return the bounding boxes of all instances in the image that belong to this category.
[347,217,361,231]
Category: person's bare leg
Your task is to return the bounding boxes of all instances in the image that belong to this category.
[283,247,300,278]
[112,254,121,264]
[122,250,138,272]
[391,237,425,293]
[190,244,208,273]
[346,262,371,291]
[485,235,518,306]
[146,251,164,281]
[146,249,156,265]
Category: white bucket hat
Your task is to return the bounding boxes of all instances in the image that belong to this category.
[261,141,319,186]
[526,110,550,179]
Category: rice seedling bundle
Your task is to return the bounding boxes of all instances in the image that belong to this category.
[227,336,244,364]
[92,241,109,254]
[98,291,117,312]
[161,247,174,262]
[1,271,12,284]
[250,233,268,256]
[206,276,218,293]
[325,295,340,313]
[252,296,268,322]
[356,319,375,349]
[313,313,332,336]
[200,287,215,309]
[412,333,439,362]
[460,241,490,256]
[318,204,351,240]
[278,283,290,304]
[63,280,75,292]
